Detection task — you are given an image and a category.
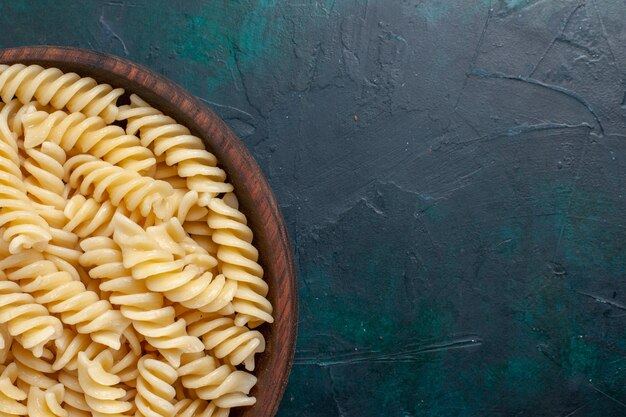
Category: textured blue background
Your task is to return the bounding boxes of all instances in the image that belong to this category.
[2,1,626,416]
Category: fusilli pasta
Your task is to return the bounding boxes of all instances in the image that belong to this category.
[26,384,67,417]
[174,399,230,417]
[183,309,265,372]
[0,281,62,357]
[0,251,128,349]
[65,154,174,219]
[118,94,233,197]
[0,63,272,416]
[77,350,132,416]
[22,109,156,174]
[208,195,273,328]
[178,353,257,407]
[135,354,177,417]
[0,130,51,254]
[0,64,123,124]
[79,236,204,367]
[0,363,27,417]
[113,214,237,314]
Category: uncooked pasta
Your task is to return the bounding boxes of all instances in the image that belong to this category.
[0,63,273,416]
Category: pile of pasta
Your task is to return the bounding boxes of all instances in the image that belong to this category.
[0,64,273,417]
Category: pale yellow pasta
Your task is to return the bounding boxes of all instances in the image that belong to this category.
[152,154,187,189]
[108,347,140,388]
[0,64,123,124]
[12,343,57,391]
[57,370,90,417]
[0,281,62,357]
[51,329,106,372]
[0,129,51,254]
[0,363,27,417]
[174,399,230,417]
[143,189,209,231]
[183,310,265,372]
[0,251,128,349]
[0,99,40,147]
[79,236,204,367]
[62,194,129,238]
[0,325,12,364]
[41,227,81,265]
[207,195,273,328]
[22,109,155,174]
[135,354,177,417]
[77,350,132,416]
[65,154,173,219]
[0,64,271,416]
[178,353,256,407]
[113,214,237,313]
[23,140,67,221]
[26,384,67,417]
[118,94,233,196]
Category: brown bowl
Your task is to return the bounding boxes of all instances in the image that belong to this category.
[0,46,297,417]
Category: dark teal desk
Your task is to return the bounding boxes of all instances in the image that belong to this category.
[3,1,625,415]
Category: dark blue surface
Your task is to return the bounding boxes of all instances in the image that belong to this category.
[2,1,626,416]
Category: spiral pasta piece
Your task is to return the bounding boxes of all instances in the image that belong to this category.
[118,94,233,197]
[79,236,204,367]
[0,134,51,254]
[108,347,140,388]
[0,363,27,417]
[77,350,132,417]
[0,326,12,365]
[0,64,123,124]
[51,329,106,372]
[113,214,237,313]
[21,137,84,267]
[135,354,177,417]
[65,154,174,219]
[0,281,62,357]
[142,189,209,231]
[174,399,230,417]
[42,227,82,265]
[63,195,129,238]
[207,195,272,328]
[57,370,90,417]
[152,154,187,189]
[23,140,67,215]
[27,384,67,417]
[178,353,256,407]
[12,342,58,391]
[0,250,129,349]
[183,310,265,371]
[22,109,155,173]
[0,99,43,152]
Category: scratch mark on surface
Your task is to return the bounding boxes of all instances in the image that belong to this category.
[562,403,588,417]
[454,1,492,110]
[99,14,129,55]
[554,129,590,254]
[197,97,256,120]
[294,335,483,367]
[590,0,619,72]
[528,3,584,77]
[536,343,563,368]
[454,122,591,148]
[232,51,263,117]
[577,290,626,311]
[505,122,593,137]
[327,368,347,417]
[469,68,604,135]
[588,382,626,409]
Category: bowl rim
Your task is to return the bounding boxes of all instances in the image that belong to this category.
[0,45,297,417]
